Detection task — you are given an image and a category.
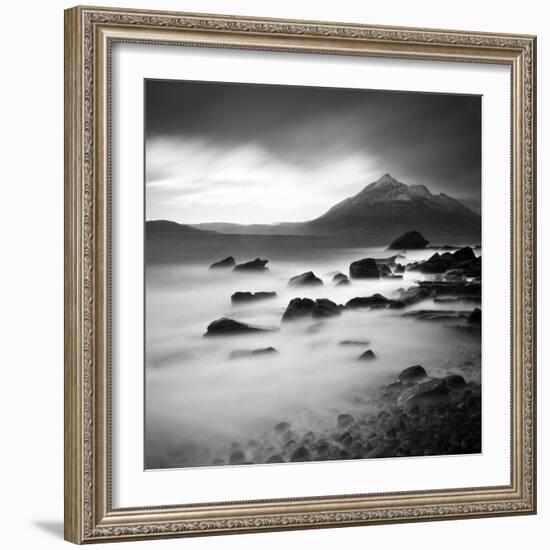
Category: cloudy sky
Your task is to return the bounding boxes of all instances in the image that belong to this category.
[145,79,481,224]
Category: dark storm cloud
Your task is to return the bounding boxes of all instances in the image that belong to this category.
[146,79,481,199]
[145,79,480,223]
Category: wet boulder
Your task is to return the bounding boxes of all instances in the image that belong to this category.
[290,446,311,462]
[389,286,432,309]
[233,258,269,271]
[231,291,277,303]
[398,365,428,383]
[349,258,380,279]
[204,318,278,337]
[266,454,285,463]
[312,298,341,318]
[453,246,476,262]
[442,374,467,387]
[420,253,453,273]
[209,256,236,269]
[358,350,376,361]
[288,271,323,287]
[229,347,278,359]
[388,230,429,250]
[332,272,350,285]
[282,298,315,321]
[346,294,391,309]
[398,378,450,406]
[337,414,355,429]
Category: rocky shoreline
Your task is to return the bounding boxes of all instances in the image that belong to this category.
[213,364,481,466]
[195,230,482,466]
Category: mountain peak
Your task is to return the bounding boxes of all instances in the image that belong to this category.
[370,173,402,188]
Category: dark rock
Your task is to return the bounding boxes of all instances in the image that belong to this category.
[209,256,236,269]
[332,272,348,283]
[358,349,376,360]
[394,263,405,274]
[453,246,476,262]
[229,347,278,359]
[204,318,278,337]
[337,431,353,447]
[388,231,429,250]
[231,291,277,303]
[389,286,432,308]
[349,258,380,279]
[233,258,269,271]
[442,374,467,387]
[398,379,450,406]
[274,422,291,434]
[312,298,341,318]
[290,446,311,462]
[468,308,482,324]
[379,264,392,277]
[282,297,315,321]
[420,253,453,273]
[229,450,246,465]
[398,365,428,383]
[288,271,323,287]
[346,294,391,309]
[266,454,285,463]
[333,273,350,286]
[337,414,354,428]
[339,339,370,346]
[283,439,297,451]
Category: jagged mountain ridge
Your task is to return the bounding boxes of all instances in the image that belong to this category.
[304,173,480,237]
[156,173,480,241]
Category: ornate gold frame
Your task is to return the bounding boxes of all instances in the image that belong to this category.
[64,5,537,544]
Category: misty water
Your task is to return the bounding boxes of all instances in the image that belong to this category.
[145,234,481,469]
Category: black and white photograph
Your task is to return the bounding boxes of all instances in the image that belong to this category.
[144,79,482,470]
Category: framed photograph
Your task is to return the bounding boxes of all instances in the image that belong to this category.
[64,5,537,544]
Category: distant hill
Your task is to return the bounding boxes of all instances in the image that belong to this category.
[191,173,480,241]
[146,220,217,234]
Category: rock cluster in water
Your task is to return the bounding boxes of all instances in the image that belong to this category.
[201,230,482,467]
[282,297,342,322]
